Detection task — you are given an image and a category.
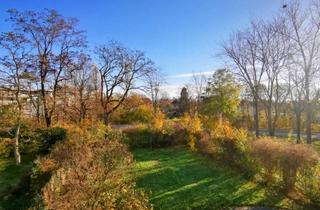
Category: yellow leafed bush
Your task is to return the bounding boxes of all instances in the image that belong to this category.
[151,111,165,131]
[34,121,152,210]
[179,114,202,151]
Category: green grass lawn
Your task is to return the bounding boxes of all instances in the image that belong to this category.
[132,147,293,210]
[0,155,35,210]
[0,155,33,194]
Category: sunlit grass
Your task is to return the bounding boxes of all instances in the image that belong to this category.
[132,147,292,209]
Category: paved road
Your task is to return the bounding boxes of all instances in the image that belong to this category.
[257,129,320,140]
[111,124,320,141]
[111,124,138,130]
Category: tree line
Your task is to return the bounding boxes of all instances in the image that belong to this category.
[222,0,320,144]
[0,9,160,164]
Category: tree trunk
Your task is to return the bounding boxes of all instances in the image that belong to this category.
[103,111,109,125]
[305,74,312,144]
[296,111,301,143]
[79,101,86,122]
[253,96,260,138]
[36,97,41,124]
[219,112,223,126]
[267,105,274,136]
[14,123,21,165]
[41,78,51,127]
[306,105,312,144]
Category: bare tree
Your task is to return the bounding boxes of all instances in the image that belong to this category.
[223,23,267,137]
[95,41,154,124]
[143,67,164,114]
[287,66,305,143]
[71,54,95,122]
[7,9,86,127]
[257,19,290,136]
[0,32,31,164]
[282,1,320,143]
[191,71,207,112]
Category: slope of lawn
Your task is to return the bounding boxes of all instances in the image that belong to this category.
[132,147,293,210]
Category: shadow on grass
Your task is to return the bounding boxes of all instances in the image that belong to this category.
[0,155,34,193]
[0,154,49,210]
[132,147,290,210]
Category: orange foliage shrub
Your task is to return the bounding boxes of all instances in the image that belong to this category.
[180,114,202,151]
[150,111,165,131]
[35,121,151,210]
[250,138,319,191]
[196,119,253,176]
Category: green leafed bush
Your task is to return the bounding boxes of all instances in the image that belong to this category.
[32,127,67,154]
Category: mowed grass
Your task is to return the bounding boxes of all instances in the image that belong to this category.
[132,147,292,210]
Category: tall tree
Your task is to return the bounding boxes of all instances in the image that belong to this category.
[143,67,164,115]
[71,54,95,122]
[287,66,305,143]
[7,9,86,127]
[191,72,207,113]
[95,41,154,124]
[282,1,320,143]
[223,23,267,137]
[257,19,290,136]
[0,32,31,164]
[178,87,190,115]
[201,69,240,124]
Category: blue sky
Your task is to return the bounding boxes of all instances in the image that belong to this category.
[0,0,286,97]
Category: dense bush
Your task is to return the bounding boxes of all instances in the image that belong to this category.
[112,106,153,124]
[32,127,67,154]
[124,127,153,148]
[179,114,202,151]
[250,138,319,191]
[124,125,177,149]
[0,126,67,158]
[196,120,254,177]
[124,119,191,149]
[0,129,12,138]
[33,121,151,209]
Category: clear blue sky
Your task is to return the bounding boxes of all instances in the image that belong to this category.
[0,0,286,96]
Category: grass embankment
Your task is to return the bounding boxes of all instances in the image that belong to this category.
[132,147,292,210]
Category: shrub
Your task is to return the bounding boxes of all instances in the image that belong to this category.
[118,107,153,124]
[124,120,189,149]
[0,138,13,158]
[250,138,319,191]
[0,129,11,138]
[124,127,152,148]
[196,120,254,177]
[151,111,165,131]
[299,165,320,205]
[33,127,67,154]
[179,114,202,151]
[34,122,151,209]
